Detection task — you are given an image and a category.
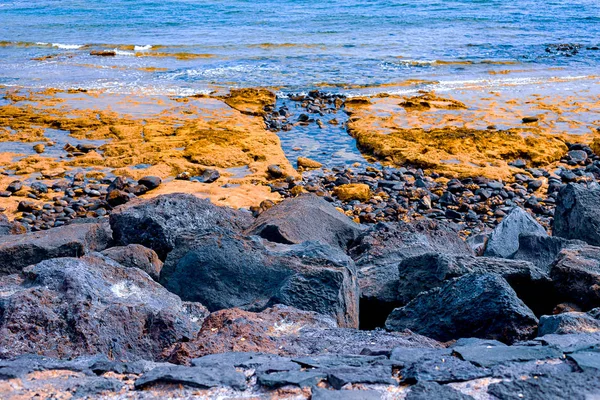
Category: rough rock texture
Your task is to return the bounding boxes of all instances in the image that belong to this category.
[511,234,586,271]
[161,234,359,328]
[484,207,547,258]
[549,245,600,309]
[162,305,440,364]
[101,244,163,280]
[247,194,363,251]
[349,220,472,329]
[110,193,253,260]
[538,308,600,336]
[0,222,112,276]
[487,371,600,400]
[0,254,207,361]
[554,183,600,246]
[221,88,276,116]
[396,253,550,311]
[385,273,538,343]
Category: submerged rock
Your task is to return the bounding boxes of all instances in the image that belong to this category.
[0,255,206,360]
[385,273,538,343]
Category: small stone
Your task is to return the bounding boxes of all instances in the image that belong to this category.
[297,157,323,169]
[333,184,371,202]
[6,180,22,193]
[33,144,45,154]
[267,164,284,179]
[138,176,162,190]
[191,169,220,184]
[568,150,588,164]
[522,116,539,123]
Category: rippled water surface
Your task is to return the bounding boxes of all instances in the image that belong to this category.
[1,0,599,94]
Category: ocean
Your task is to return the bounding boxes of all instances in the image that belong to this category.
[1,0,599,96]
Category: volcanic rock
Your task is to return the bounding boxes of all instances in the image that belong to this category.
[554,183,600,246]
[549,245,600,309]
[101,244,163,280]
[484,207,547,258]
[0,222,112,276]
[385,273,538,343]
[247,194,362,250]
[0,254,207,360]
[110,193,252,260]
[538,308,600,336]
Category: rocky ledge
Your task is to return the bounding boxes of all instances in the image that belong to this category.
[0,186,600,399]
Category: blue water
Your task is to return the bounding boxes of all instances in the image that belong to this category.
[1,0,599,94]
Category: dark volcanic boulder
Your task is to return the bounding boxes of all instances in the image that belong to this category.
[110,193,253,260]
[101,244,163,280]
[538,308,600,336]
[484,207,547,258]
[385,273,538,343]
[0,254,207,360]
[511,234,586,271]
[554,183,600,245]
[160,234,359,328]
[397,253,551,314]
[0,222,112,276]
[549,245,600,309]
[246,194,363,250]
[348,220,472,329]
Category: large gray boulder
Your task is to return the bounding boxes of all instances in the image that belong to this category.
[484,207,547,258]
[0,254,207,360]
[160,233,359,328]
[348,220,472,328]
[511,234,586,272]
[550,245,600,309]
[553,183,600,246]
[110,194,253,260]
[247,194,363,251]
[396,253,551,314]
[386,273,538,343]
[0,222,112,276]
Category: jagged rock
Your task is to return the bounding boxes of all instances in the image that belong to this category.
[487,371,600,400]
[401,353,491,384]
[0,222,112,276]
[386,273,538,343]
[549,245,600,309]
[511,234,586,271]
[554,183,600,246]
[326,365,395,389]
[110,193,253,260]
[247,194,362,250]
[312,388,382,400]
[160,234,359,328]
[257,370,326,388]
[534,333,600,353]
[396,253,550,313]
[134,365,246,390]
[452,345,563,368]
[484,207,547,258]
[101,244,163,280]
[349,220,472,329]
[0,255,206,360]
[406,382,475,400]
[538,308,600,335]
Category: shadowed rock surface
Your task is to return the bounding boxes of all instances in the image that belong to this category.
[549,245,600,310]
[554,183,600,246]
[0,222,111,276]
[386,273,538,343]
[247,194,363,250]
[110,193,253,260]
[349,220,472,328]
[0,254,207,361]
[538,308,600,335]
[511,234,586,271]
[160,234,359,327]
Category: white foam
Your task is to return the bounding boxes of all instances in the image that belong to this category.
[51,43,83,50]
[134,45,152,51]
[113,48,134,56]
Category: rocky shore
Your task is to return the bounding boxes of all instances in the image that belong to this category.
[0,183,600,399]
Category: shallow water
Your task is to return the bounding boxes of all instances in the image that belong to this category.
[1,0,599,94]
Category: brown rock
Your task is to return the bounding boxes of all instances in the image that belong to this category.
[297,157,323,169]
[101,244,163,280]
[334,184,371,202]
